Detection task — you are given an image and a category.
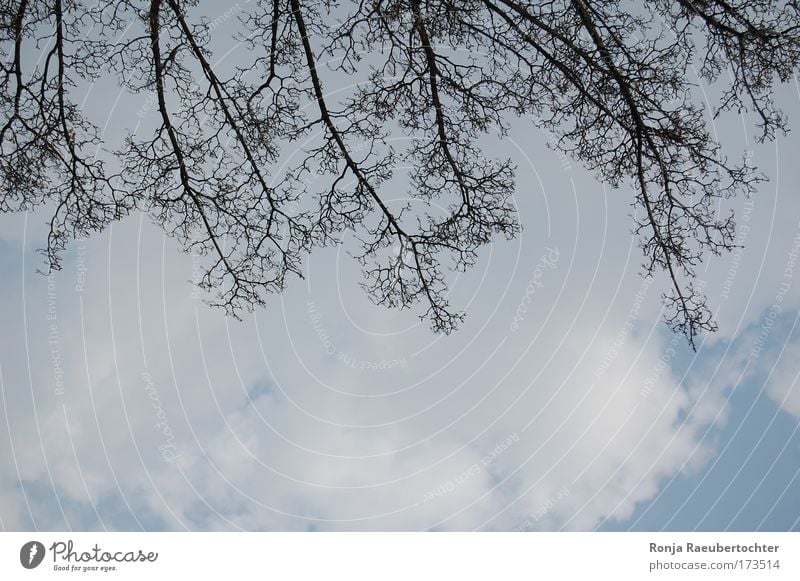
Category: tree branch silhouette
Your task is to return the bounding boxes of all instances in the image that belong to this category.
[1,0,798,346]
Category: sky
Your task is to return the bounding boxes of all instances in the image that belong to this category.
[0,3,798,532]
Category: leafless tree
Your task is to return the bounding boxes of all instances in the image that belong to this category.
[1,0,798,347]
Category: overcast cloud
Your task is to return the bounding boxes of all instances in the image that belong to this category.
[0,4,798,532]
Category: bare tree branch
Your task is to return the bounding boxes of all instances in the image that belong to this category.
[1,0,798,345]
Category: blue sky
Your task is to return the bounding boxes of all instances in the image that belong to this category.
[0,4,799,532]
[602,312,800,531]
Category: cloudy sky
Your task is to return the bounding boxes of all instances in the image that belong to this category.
[0,3,798,532]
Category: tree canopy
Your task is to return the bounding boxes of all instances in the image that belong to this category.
[2,0,799,347]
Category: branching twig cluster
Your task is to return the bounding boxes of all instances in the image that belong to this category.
[1,0,798,345]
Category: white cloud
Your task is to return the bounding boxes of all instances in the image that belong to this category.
[0,200,730,531]
[1,76,798,532]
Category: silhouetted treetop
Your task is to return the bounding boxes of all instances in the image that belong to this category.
[2,0,798,347]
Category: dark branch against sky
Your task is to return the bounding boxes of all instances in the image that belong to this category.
[1,0,799,347]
